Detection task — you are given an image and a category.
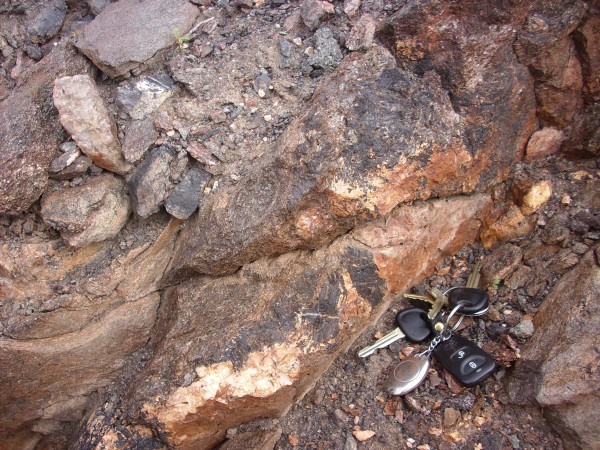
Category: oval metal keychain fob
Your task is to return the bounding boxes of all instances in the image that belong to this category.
[385,353,430,395]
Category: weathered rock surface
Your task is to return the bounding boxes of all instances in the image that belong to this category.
[75,0,199,77]
[116,75,175,120]
[0,43,92,214]
[506,246,600,449]
[346,14,376,51]
[49,155,93,180]
[525,127,564,161]
[165,164,212,220]
[122,117,159,163]
[300,0,334,31]
[168,34,529,278]
[40,174,131,247]
[53,74,132,174]
[514,0,586,128]
[129,145,175,218]
[0,293,160,449]
[82,194,488,449]
[307,27,343,71]
[27,0,67,44]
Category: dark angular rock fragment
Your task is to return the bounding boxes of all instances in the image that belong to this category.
[128,145,175,218]
[165,164,211,220]
[27,0,67,44]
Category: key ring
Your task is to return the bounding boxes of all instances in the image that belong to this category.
[419,303,464,357]
[444,302,465,333]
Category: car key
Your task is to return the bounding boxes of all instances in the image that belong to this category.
[385,303,464,395]
[446,287,489,316]
[358,307,434,358]
[433,333,497,387]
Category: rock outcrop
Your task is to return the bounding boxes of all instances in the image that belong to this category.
[0,43,92,214]
[506,246,600,449]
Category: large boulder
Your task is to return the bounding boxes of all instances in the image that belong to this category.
[0,42,92,214]
[506,246,600,449]
[76,194,490,449]
[75,0,199,77]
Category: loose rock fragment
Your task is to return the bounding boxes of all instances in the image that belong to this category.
[307,27,343,71]
[49,156,93,181]
[40,174,131,247]
[49,147,80,173]
[86,0,111,15]
[519,180,552,216]
[510,319,535,339]
[27,0,67,44]
[346,14,376,51]
[122,118,159,163]
[128,145,175,218]
[352,430,375,442]
[53,74,132,174]
[116,75,175,120]
[186,141,219,167]
[525,127,564,161]
[165,164,211,220]
[75,0,199,77]
[300,0,334,31]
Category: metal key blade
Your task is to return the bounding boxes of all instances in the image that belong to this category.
[466,261,481,288]
[404,293,436,304]
[358,328,406,358]
[427,288,447,320]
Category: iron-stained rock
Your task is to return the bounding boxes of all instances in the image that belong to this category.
[167,45,495,278]
[49,155,93,181]
[40,174,131,247]
[98,194,488,449]
[53,74,132,174]
[75,0,199,77]
[165,164,211,220]
[300,0,334,32]
[0,42,92,214]
[128,145,175,218]
[49,147,80,173]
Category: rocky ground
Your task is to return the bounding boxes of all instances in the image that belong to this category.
[0,0,598,449]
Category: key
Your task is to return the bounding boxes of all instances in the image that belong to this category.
[433,333,497,387]
[358,307,434,358]
[447,287,489,316]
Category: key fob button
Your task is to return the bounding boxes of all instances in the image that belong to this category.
[450,346,470,362]
[461,355,487,375]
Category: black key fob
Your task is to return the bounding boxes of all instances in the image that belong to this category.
[395,307,434,343]
[433,334,496,387]
[447,287,489,316]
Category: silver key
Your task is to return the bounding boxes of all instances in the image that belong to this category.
[358,329,406,358]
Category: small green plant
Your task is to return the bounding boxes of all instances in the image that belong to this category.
[490,277,502,290]
[172,27,191,49]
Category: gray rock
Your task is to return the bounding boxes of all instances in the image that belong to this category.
[253,73,272,98]
[541,214,571,245]
[28,0,67,44]
[75,0,199,78]
[50,155,93,181]
[60,141,78,153]
[40,173,131,247]
[300,0,334,32]
[307,27,343,72]
[128,145,175,218]
[165,164,211,220]
[116,75,175,120]
[0,42,93,214]
[509,319,534,339]
[122,118,159,163]
[507,246,600,449]
[86,0,111,15]
[346,14,376,51]
[53,74,132,175]
[49,147,80,173]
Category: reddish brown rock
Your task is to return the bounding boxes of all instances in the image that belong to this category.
[480,204,535,248]
[167,41,515,279]
[0,42,92,214]
[525,127,564,161]
[507,246,600,449]
[514,0,586,127]
[574,14,600,100]
[77,194,488,449]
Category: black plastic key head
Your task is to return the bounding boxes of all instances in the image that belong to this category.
[395,307,434,343]
[433,334,496,387]
[447,287,489,316]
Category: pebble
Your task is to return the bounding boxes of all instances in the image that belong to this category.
[443,408,461,428]
[60,141,78,153]
[510,319,535,339]
[263,114,272,122]
[50,148,80,173]
[293,37,302,46]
